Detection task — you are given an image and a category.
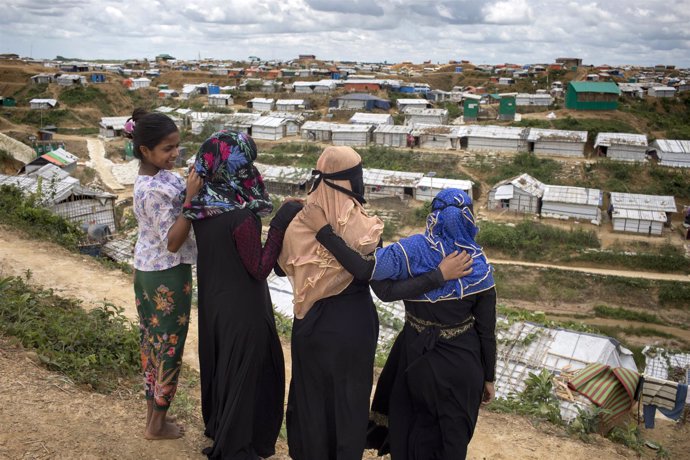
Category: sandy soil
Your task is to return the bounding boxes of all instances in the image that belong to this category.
[4,226,690,458]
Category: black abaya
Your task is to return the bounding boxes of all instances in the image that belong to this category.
[193,209,285,460]
[282,225,447,460]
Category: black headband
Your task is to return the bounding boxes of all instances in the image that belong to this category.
[309,163,365,203]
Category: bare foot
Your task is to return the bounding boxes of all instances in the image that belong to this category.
[144,420,185,440]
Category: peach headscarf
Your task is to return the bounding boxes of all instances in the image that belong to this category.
[278,146,383,319]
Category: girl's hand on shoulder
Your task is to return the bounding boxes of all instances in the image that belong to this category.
[185,169,204,202]
[438,250,473,280]
[300,203,328,232]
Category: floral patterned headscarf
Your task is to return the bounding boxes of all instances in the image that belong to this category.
[183,130,273,220]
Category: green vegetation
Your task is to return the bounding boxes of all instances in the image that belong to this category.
[471,152,561,184]
[620,95,690,139]
[488,369,562,425]
[0,275,140,392]
[60,86,111,114]
[0,184,84,250]
[593,305,663,324]
[565,245,690,274]
[21,108,75,127]
[494,266,690,313]
[477,221,600,260]
[582,160,690,199]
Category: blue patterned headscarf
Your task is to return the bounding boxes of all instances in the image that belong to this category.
[371,188,494,302]
[183,130,273,220]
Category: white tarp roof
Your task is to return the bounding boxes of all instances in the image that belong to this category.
[301,121,338,131]
[252,116,287,128]
[248,97,274,104]
[527,128,587,143]
[331,123,372,133]
[275,99,305,105]
[495,320,637,421]
[416,176,473,191]
[30,98,58,106]
[363,168,424,187]
[374,125,412,134]
[458,125,527,140]
[610,192,677,213]
[494,184,514,200]
[612,209,667,222]
[99,116,130,130]
[594,132,648,148]
[255,163,312,184]
[653,139,690,154]
[543,185,602,206]
[349,113,392,124]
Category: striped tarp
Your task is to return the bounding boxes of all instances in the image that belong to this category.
[568,363,640,428]
[641,376,678,410]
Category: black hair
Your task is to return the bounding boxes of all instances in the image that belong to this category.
[132,113,178,160]
[131,107,148,122]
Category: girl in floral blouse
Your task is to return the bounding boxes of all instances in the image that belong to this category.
[132,113,203,440]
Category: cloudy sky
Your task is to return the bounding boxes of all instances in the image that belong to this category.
[2,0,689,66]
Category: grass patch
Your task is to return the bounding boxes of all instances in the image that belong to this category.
[477,221,600,260]
[472,152,562,184]
[0,275,140,392]
[566,245,690,274]
[21,108,75,127]
[593,305,664,324]
[59,86,111,113]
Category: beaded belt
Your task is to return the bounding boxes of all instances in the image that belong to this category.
[405,312,475,340]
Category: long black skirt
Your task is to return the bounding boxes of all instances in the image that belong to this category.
[367,305,485,459]
[287,285,379,460]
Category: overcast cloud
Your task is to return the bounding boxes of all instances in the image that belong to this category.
[2,0,689,66]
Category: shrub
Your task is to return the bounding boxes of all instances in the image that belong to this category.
[0,276,140,392]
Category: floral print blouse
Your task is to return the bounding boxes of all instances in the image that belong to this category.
[133,170,196,271]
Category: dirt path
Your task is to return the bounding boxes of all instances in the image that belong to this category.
[491,258,690,282]
[86,137,125,192]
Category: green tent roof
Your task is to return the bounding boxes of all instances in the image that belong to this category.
[568,81,621,95]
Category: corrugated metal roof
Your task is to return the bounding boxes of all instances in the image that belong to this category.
[373,125,412,134]
[363,168,424,187]
[652,139,690,154]
[569,81,621,94]
[527,128,587,143]
[349,113,392,124]
[542,185,601,206]
[610,192,677,212]
[594,132,648,148]
[650,86,676,91]
[208,94,232,99]
[612,209,667,222]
